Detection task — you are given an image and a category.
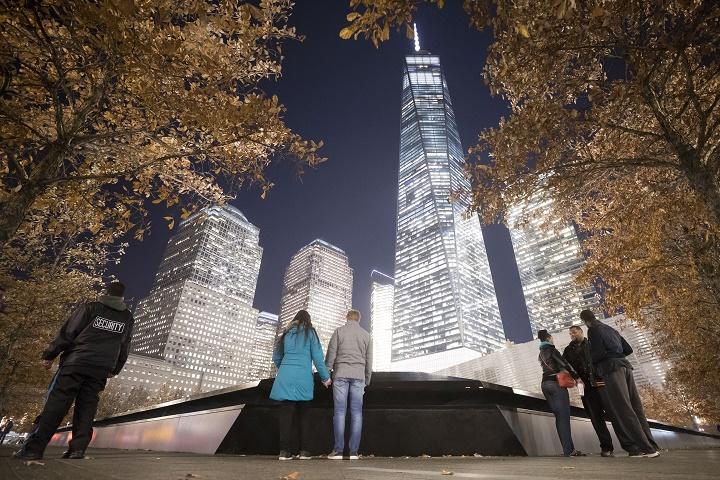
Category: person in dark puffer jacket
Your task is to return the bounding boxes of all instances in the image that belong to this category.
[14,282,134,461]
[582,310,660,458]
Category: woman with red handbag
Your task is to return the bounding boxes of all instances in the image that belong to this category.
[538,329,586,457]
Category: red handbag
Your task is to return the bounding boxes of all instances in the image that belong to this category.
[557,371,577,389]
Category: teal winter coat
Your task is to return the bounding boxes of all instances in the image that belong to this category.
[270,326,330,401]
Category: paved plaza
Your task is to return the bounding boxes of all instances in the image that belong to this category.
[2,446,719,480]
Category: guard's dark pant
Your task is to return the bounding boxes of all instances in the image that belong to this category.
[581,385,614,452]
[600,364,658,454]
[22,366,107,456]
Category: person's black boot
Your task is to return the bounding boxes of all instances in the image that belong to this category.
[68,451,86,459]
[61,450,71,459]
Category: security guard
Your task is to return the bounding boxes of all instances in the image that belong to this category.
[14,282,134,460]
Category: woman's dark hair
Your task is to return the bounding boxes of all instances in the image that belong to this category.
[538,329,551,342]
[276,310,318,356]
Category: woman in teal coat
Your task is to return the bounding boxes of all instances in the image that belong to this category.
[271,310,331,460]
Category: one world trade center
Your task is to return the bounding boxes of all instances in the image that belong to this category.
[391,27,506,372]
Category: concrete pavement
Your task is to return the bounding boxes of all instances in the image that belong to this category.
[2,446,719,479]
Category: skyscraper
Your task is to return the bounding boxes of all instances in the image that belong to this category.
[248,311,280,381]
[130,205,262,392]
[507,191,602,335]
[391,37,505,372]
[277,239,353,349]
[370,270,394,372]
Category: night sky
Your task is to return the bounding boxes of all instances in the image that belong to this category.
[109,1,534,344]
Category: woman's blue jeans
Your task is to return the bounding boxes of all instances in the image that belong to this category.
[541,379,575,456]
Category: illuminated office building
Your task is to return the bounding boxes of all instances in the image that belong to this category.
[391,36,505,372]
[248,311,280,380]
[130,205,262,392]
[507,191,602,336]
[370,270,395,372]
[111,353,200,396]
[277,239,353,349]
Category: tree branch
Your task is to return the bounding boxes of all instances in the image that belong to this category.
[40,136,260,186]
[70,128,150,147]
[601,122,664,139]
[679,50,706,147]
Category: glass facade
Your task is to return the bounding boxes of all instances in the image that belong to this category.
[277,239,353,349]
[112,353,200,396]
[248,311,280,381]
[391,51,505,372]
[370,270,394,372]
[507,191,603,335]
[130,205,262,392]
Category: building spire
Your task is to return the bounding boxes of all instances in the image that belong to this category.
[413,23,420,52]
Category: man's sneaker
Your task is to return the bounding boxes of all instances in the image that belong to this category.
[349,453,360,460]
[67,451,85,459]
[628,451,644,457]
[13,450,43,460]
[569,450,587,457]
[61,450,71,459]
[327,451,343,460]
[298,451,312,460]
[600,450,614,458]
[642,451,660,458]
[278,451,292,461]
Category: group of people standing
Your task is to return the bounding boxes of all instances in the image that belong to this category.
[270,308,372,460]
[538,309,660,458]
[9,280,663,461]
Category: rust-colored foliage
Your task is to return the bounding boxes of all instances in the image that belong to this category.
[0,0,322,419]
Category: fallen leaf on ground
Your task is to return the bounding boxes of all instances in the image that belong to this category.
[24,460,45,466]
[441,471,454,476]
[185,474,202,478]
[421,454,431,458]
[473,453,483,457]
[561,466,576,470]
[281,472,301,480]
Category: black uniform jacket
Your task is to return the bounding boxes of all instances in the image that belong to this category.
[42,298,135,375]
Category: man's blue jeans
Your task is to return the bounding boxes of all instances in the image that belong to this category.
[332,377,365,454]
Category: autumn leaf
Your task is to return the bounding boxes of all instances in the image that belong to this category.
[339,27,354,39]
[517,24,530,38]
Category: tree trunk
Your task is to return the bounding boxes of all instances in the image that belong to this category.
[0,359,21,414]
[0,144,66,250]
[683,158,720,226]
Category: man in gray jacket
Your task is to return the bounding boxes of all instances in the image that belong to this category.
[325,309,372,460]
